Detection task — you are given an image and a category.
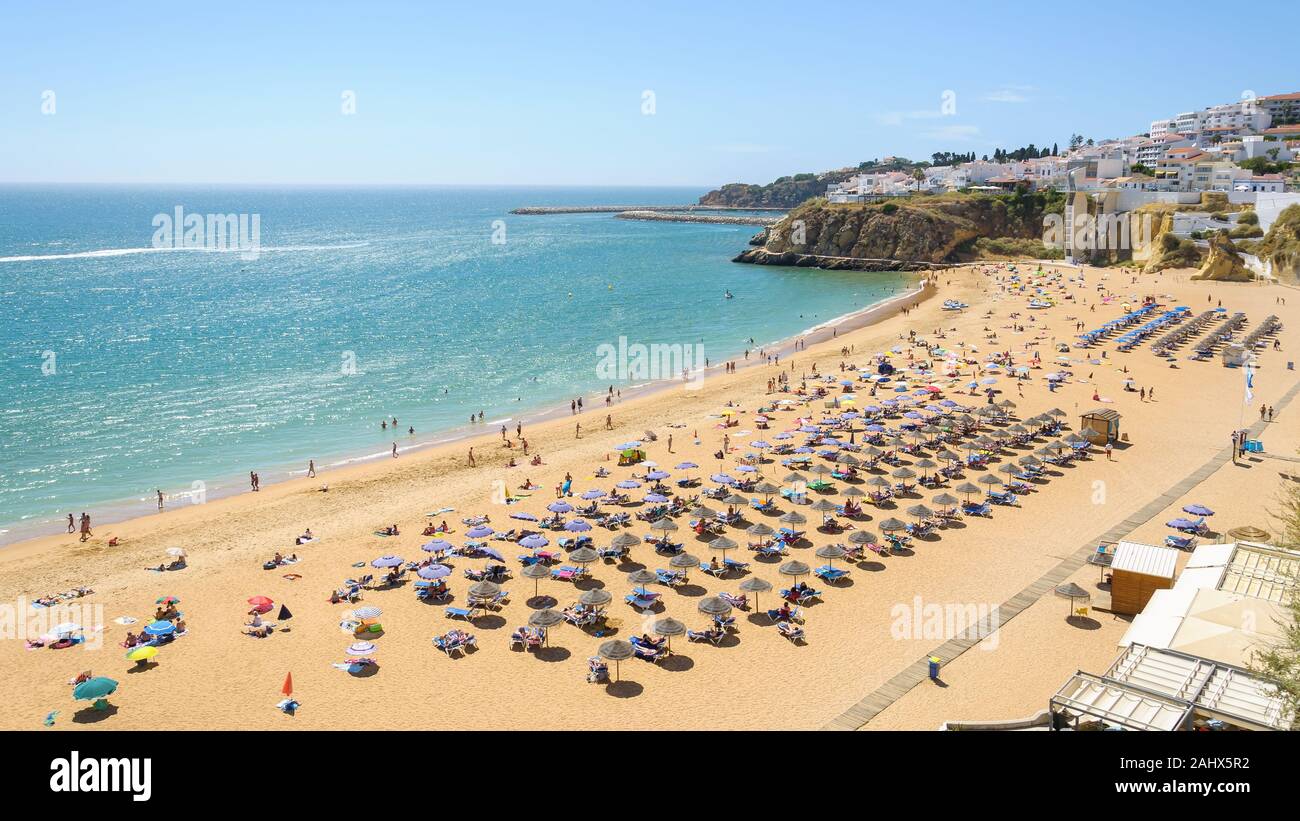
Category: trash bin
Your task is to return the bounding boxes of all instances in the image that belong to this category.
[928,656,941,680]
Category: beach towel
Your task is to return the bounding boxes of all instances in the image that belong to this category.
[425,507,455,516]
[282,573,302,581]
[114,616,138,626]
[44,711,57,727]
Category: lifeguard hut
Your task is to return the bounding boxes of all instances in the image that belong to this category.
[1079,408,1122,445]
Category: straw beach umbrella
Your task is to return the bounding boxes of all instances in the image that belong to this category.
[815,543,846,567]
[598,639,635,682]
[652,617,687,651]
[738,576,772,609]
[697,596,733,618]
[1055,583,1092,618]
[521,562,551,601]
[578,588,613,609]
[528,608,565,646]
[779,560,810,581]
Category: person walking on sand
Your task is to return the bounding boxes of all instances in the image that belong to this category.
[575,422,582,439]
[79,513,91,542]
[392,442,398,458]
[605,414,612,430]
[668,434,673,453]
[467,447,476,467]
[67,513,75,533]
[250,471,257,491]
[307,459,316,478]
[157,489,164,510]
[1104,442,1113,461]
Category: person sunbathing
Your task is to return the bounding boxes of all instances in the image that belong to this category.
[122,632,139,648]
[530,455,543,466]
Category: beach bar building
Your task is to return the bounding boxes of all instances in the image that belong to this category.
[1047,541,1299,731]
[1079,408,1122,444]
[1108,540,1177,615]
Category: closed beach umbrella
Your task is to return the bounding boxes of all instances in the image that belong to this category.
[779,561,810,580]
[418,564,451,580]
[598,639,635,681]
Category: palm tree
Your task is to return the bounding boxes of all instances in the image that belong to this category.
[912,168,925,193]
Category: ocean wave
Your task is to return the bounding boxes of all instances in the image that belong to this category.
[0,242,370,263]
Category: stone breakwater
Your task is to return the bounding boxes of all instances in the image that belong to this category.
[732,248,952,272]
[615,211,779,226]
[510,205,787,215]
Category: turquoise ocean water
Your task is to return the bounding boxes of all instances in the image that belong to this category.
[0,186,914,541]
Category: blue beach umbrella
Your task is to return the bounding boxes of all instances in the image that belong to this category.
[547,501,574,513]
[418,564,451,580]
[422,539,454,553]
[646,470,670,480]
[1182,504,1214,517]
[520,534,549,549]
[674,461,699,469]
[580,489,605,500]
[615,479,641,489]
[371,555,405,568]
[143,621,175,637]
[466,525,494,539]
[565,520,593,532]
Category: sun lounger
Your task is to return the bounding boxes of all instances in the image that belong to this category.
[719,592,748,609]
[753,543,786,558]
[687,629,725,645]
[961,501,992,517]
[655,568,686,586]
[766,606,804,623]
[444,606,478,621]
[814,565,849,584]
[777,622,806,642]
[712,614,737,631]
[626,594,659,610]
[1165,534,1196,550]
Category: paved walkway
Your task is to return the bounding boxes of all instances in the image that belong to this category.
[823,378,1300,731]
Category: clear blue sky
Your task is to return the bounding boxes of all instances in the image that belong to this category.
[1,0,1295,187]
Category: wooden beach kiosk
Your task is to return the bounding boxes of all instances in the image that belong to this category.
[1079,408,1122,445]
[1109,540,1177,615]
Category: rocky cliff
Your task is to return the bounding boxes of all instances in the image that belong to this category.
[740,192,1060,266]
[1192,232,1253,282]
[699,170,858,209]
[1245,204,1300,282]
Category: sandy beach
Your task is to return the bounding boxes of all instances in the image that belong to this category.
[3,262,1296,731]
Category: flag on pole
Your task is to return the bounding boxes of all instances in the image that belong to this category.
[1244,362,1255,404]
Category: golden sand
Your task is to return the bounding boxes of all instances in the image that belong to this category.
[3,263,1296,730]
